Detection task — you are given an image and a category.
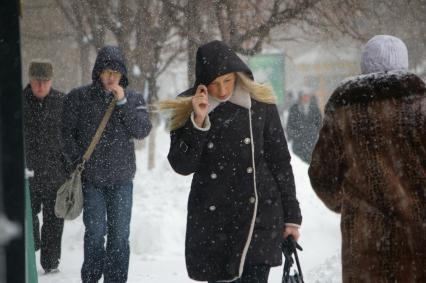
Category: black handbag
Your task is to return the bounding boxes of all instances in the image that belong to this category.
[282,235,304,283]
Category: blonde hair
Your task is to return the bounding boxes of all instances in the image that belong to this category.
[157,72,276,131]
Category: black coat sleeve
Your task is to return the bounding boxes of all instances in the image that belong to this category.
[286,105,298,142]
[61,90,83,173]
[116,91,152,139]
[167,117,210,175]
[263,104,302,225]
[23,109,35,170]
[312,105,323,133]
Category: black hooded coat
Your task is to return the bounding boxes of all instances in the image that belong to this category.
[167,41,302,281]
[62,46,152,185]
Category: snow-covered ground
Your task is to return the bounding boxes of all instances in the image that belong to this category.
[37,126,342,283]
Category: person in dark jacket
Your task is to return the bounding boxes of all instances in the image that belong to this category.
[309,35,426,282]
[286,90,322,163]
[62,46,152,283]
[160,40,302,283]
[23,60,67,273]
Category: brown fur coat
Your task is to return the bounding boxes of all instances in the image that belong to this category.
[309,71,426,283]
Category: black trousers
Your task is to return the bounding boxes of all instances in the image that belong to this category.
[30,180,64,270]
[208,264,271,283]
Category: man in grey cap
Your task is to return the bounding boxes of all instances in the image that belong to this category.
[23,60,67,274]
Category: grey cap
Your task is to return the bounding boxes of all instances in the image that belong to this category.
[28,60,53,80]
[361,35,408,74]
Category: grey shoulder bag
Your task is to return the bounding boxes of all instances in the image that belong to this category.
[55,98,117,220]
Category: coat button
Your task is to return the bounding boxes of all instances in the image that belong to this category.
[244,137,251,144]
[209,205,216,211]
[249,196,256,204]
[207,142,214,149]
[246,167,253,174]
[210,173,217,179]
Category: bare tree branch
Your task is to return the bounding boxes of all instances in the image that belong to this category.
[156,48,185,78]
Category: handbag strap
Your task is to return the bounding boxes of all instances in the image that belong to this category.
[81,98,117,163]
[282,236,304,283]
[293,245,304,280]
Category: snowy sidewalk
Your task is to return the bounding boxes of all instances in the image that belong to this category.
[37,128,342,282]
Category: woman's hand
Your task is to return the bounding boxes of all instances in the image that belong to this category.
[283,226,300,241]
[192,85,209,127]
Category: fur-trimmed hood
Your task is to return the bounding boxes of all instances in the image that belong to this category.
[326,71,426,112]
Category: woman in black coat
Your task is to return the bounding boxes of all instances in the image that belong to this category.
[162,40,302,283]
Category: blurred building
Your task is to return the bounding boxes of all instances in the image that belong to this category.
[293,45,360,111]
[20,0,83,92]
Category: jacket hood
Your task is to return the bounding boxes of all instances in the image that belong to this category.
[92,45,129,87]
[178,40,253,97]
[361,35,408,74]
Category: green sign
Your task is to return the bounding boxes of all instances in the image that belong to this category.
[248,54,285,105]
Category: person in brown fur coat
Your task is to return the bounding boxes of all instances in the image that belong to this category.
[309,35,426,283]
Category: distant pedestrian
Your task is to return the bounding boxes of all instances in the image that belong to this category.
[286,90,321,163]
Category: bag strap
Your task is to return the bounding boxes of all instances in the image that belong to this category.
[293,244,304,280]
[282,236,304,283]
[81,98,117,163]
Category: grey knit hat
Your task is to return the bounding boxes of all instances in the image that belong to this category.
[361,35,408,74]
[28,60,53,80]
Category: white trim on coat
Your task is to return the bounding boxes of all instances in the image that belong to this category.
[238,107,259,277]
[209,84,257,282]
[216,107,258,283]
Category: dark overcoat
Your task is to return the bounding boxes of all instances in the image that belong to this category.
[168,89,302,281]
[309,71,426,283]
[286,100,322,163]
[23,85,67,186]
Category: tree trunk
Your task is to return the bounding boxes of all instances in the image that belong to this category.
[147,77,159,170]
[185,1,201,86]
[186,40,197,87]
[79,42,92,84]
[147,125,157,170]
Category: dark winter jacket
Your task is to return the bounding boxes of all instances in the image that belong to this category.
[62,46,152,185]
[168,86,302,281]
[23,85,67,186]
[309,71,426,283]
[286,99,322,163]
